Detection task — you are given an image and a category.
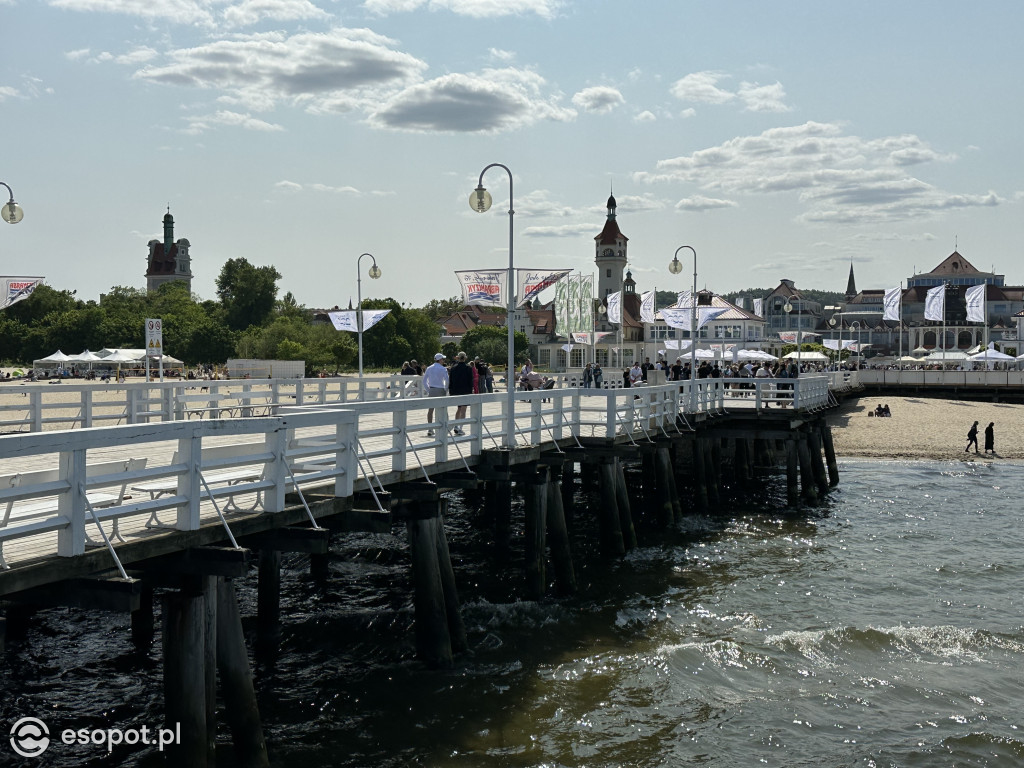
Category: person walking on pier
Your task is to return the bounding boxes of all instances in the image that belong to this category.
[984,422,995,454]
[423,353,449,437]
[449,352,474,436]
[965,421,980,454]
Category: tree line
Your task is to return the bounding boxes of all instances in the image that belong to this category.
[0,259,468,375]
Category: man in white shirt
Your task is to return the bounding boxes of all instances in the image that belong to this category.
[423,353,449,437]
[629,362,643,386]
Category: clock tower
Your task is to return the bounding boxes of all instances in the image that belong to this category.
[595,194,628,301]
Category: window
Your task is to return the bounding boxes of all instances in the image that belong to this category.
[570,348,584,367]
[606,269,611,278]
[538,349,551,366]
[597,348,609,366]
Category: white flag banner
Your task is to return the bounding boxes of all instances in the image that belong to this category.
[640,291,656,324]
[753,298,764,318]
[576,275,594,334]
[965,284,986,323]
[327,311,358,332]
[924,285,945,321]
[822,339,841,350]
[882,286,902,322]
[560,343,574,353]
[697,307,728,329]
[0,277,44,310]
[518,268,571,308]
[554,279,570,336]
[361,309,391,331]
[595,332,614,342]
[571,332,591,344]
[842,339,858,350]
[606,291,622,324]
[659,307,692,330]
[675,290,692,308]
[455,269,506,307]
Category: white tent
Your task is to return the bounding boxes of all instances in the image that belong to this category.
[65,350,103,364]
[782,350,828,362]
[969,349,1015,361]
[36,350,70,363]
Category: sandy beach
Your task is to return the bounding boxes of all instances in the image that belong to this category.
[827,395,1023,461]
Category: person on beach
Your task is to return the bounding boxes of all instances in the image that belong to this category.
[984,422,995,454]
[965,421,980,454]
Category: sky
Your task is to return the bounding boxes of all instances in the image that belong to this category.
[3,0,1023,310]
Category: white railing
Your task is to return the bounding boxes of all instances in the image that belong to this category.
[855,369,1024,388]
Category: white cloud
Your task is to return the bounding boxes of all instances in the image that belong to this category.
[571,86,623,114]
[49,0,216,26]
[65,48,91,61]
[221,0,331,27]
[370,68,575,132]
[679,107,695,119]
[636,121,992,225]
[488,48,516,63]
[634,110,656,123]
[134,28,428,113]
[523,223,597,238]
[365,0,560,18]
[0,86,18,101]
[737,81,790,113]
[669,71,734,105]
[183,110,286,134]
[675,195,737,212]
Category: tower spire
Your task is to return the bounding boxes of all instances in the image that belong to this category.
[845,260,857,302]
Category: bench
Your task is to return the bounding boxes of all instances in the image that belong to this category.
[0,458,147,569]
[175,392,276,419]
[133,443,272,527]
[175,392,234,420]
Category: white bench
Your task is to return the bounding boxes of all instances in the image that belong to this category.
[133,443,270,526]
[0,458,147,569]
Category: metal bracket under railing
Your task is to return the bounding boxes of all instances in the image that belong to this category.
[404,431,434,484]
[197,471,241,550]
[283,459,322,530]
[83,491,130,581]
[355,438,387,514]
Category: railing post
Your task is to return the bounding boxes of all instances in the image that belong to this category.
[337,422,354,498]
[30,390,43,433]
[295,379,305,407]
[177,432,202,530]
[469,399,484,453]
[392,408,408,472]
[57,447,87,557]
[162,386,175,422]
[263,426,288,513]
[605,392,617,440]
[531,396,543,444]
[81,390,93,429]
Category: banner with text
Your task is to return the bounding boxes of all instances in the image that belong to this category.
[0,276,44,310]
[327,309,392,333]
[456,270,506,307]
[965,284,986,323]
[882,286,902,322]
[517,268,571,308]
[606,291,622,324]
[640,291,656,324]
[924,285,945,322]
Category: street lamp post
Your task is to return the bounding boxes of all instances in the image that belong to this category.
[829,312,843,366]
[1,182,24,224]
[783,300,802,367]
[356,252,382,378]
[668,245,697,412]
[850,321,862,368]
[470,164,516,448]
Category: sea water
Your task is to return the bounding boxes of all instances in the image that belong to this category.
[2,459,1022,766]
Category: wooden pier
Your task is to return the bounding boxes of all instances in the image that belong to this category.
[0,375,839,765]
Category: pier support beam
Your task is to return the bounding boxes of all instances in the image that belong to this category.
[797,436,819,505]
[614,459,638,550]
[703,440,720,507]
[821,424,840,487]
[216,577,270,767]
[545,469,577,595]
[433,502,468,655]
[692,440,709,511]
[653,446,676,526]
[597,459,626,555]
[808,428,830,497]
[485,479,513,553]
[786,440,799,507]
[163,585,209,767]
[257,548,281,648]
[131,583,154,648]
[523,468,549,600]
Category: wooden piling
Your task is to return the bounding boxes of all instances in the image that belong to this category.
[704,441,720,507]
[523,469,549,600]
[786,440,799,507]
[131,583,154,648]
[203,576,217,766]
[545,473,577,595]
[653,446,676,526]
[560,461,576,524]
[821,424,840,486]
[598,460,626,555]
[797,436,819,505]
[406,506,453,667]
[808,428,830,496]
[0,616,5,655]
[432,503,468,654]
[733,438,751,483]
[614,459,638,549]
[257,548,281,647]
[309,551,330,581]
[692,440,709,511]
[486,479,513,553]
[163,587,208,767]
[216,577,270,767]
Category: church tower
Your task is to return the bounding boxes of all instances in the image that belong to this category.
[595,194,628,300]
[146,208,193,293]
[845,261,857,302]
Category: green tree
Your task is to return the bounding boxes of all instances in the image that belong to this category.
[419,296,463,322]
[216,258,282,331]
[459,324,529,365]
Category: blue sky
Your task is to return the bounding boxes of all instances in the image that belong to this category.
[3,0,1022,309]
